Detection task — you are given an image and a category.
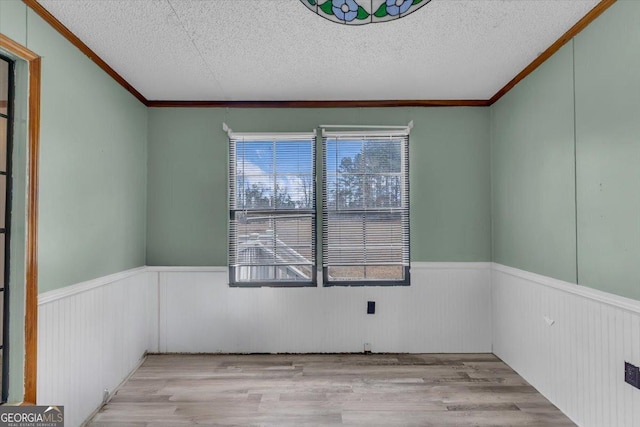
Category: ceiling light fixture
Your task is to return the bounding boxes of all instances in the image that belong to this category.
[300,0,432,25]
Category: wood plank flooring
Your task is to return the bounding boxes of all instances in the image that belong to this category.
[87,354,575,427]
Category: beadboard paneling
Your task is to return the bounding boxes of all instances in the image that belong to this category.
[35,262,640,426]
[492,264,640,427]
[156,263,492,354]
[37,269,158,427]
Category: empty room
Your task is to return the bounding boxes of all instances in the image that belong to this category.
[0,0,639,426]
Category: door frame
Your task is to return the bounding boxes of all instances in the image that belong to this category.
[0,33,41,405]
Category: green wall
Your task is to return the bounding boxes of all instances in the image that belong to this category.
[574,0,640,299]
[0,1,27,46]
[1,0,148,400]
[491,43,577,283]
[0,1,148,293]
[31,12,148,293]
[3,0,639,404]
[491,1,640,299]
[147,107,491,265]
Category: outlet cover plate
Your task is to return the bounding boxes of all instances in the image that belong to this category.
[367,301,375,314]
[625,362,639,389]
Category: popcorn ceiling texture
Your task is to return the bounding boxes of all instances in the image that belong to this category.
[38,0,598,101]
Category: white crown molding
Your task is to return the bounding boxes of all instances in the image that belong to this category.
[38,262,640,316]
[36,263,487,305]
[145,266,228,273]
[411,262,492,270]
[38,266,147,305]
[492,263,640,316]
[38,266,228,305]
[149,264,492,272]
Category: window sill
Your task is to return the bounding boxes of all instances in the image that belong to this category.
[229,282,317,288]
[323,281,410,287]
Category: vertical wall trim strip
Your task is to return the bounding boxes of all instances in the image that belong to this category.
[572,40,579,285]
[0,33,41,405]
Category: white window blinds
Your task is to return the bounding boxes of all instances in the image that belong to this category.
[322,130,410,285]
[229,132,316,286]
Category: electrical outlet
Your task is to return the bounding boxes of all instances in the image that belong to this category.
[625,362,640,389]
[367,301,375,314]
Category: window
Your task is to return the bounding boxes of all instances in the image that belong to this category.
[322,129,410,285]
[228,131,316,286]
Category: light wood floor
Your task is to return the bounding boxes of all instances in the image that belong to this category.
[88,354,575,427]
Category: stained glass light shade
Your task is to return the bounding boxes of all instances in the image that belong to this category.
[301,0,431,25]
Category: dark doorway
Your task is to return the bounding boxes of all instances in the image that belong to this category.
[0,54,14,403]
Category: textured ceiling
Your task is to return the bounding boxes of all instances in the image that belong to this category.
[38,0,599,101]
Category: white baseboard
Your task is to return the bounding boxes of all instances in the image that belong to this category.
[146,266,227,273]
[79,353,149,427]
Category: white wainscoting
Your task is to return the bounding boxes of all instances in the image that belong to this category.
[34,262,640,426]
[153,262,492,354]
[492,264,640,427]
[37,268,158,427]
